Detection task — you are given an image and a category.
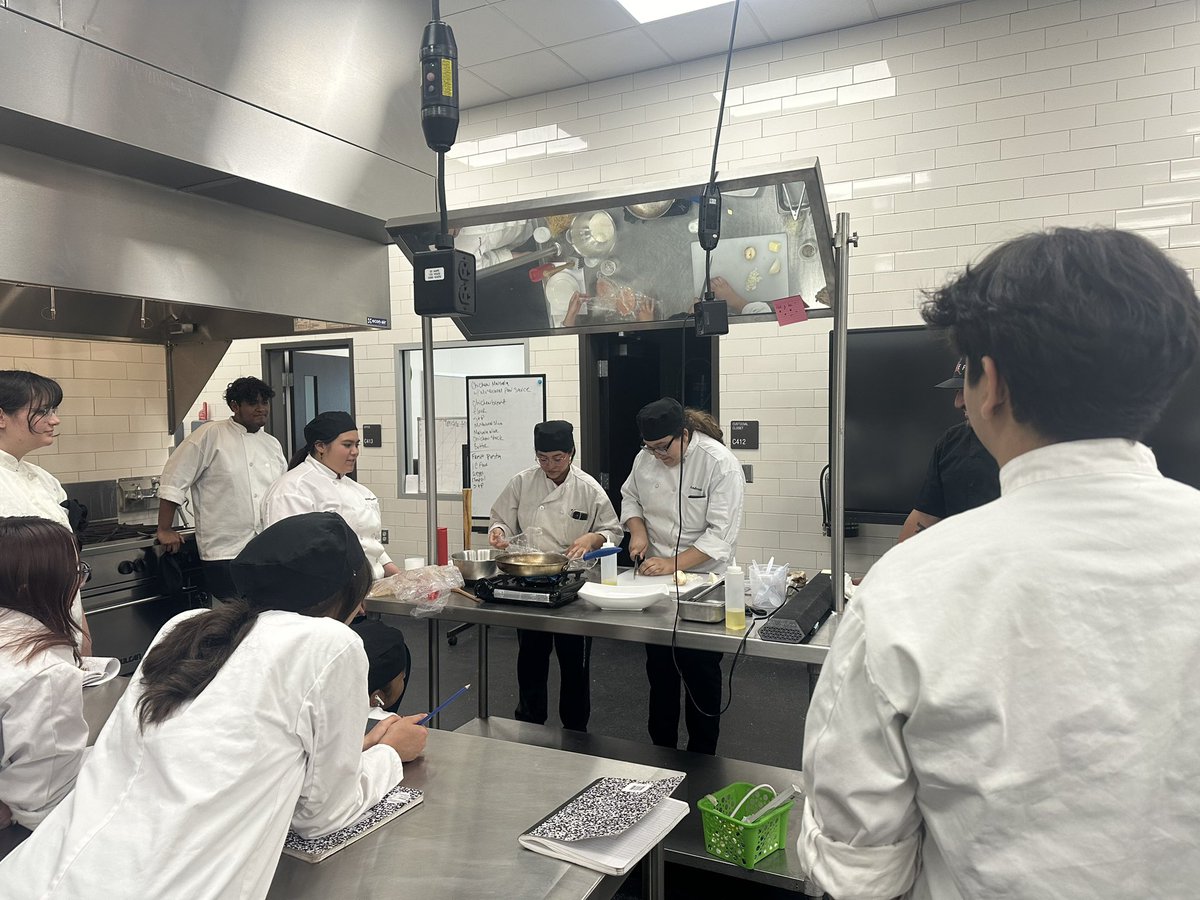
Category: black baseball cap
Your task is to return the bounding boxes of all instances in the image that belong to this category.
[936,358,966,390]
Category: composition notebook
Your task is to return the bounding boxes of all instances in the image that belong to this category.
[519,775,688,876]
[281,785,423,863]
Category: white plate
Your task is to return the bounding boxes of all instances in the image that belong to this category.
[578,582,669,611]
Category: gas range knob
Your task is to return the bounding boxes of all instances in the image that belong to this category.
[133,559,147,573]
[118,560,134,575]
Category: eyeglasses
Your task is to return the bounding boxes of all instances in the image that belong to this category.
[536,453,571,466]
[641,435,678,457]
[78,560,91,582]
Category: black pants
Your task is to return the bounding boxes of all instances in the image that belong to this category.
[514,629,592,731]
[201,559,238,603]
[645,644,723,755]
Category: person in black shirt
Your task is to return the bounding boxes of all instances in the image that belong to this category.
[898,358,1001,542]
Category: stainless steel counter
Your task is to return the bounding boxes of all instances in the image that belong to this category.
[366,580,831,665]
[267,729,684,900]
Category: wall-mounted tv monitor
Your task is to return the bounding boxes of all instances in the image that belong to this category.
[835,326,962,525]
[834,326,1200,527]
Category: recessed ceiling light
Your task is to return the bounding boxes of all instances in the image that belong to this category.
[616,0,734,25]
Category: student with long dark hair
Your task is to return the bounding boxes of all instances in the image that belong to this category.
[0,516,89,832]
[4,512,428,899]
[0,370,90,653]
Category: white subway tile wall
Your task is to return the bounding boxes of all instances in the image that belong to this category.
[79,0,1200,575]
[0,337,174,484]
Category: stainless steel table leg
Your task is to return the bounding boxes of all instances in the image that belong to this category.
[428,618,441,727]
[478,623,489,718]
[641,842,664,899]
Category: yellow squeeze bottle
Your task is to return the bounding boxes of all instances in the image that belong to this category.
[724,558,745,631]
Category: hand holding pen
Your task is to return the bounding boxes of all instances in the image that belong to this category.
[364,714,428,762]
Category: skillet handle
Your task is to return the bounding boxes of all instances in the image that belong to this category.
[581,546,621,560]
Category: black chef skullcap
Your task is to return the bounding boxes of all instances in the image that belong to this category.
[230,512,366,612]
[636,398,684,442]
[534,420,575,454]
[350,619,410,693]
[304,411,357,446]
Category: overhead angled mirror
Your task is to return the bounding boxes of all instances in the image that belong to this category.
[387,161,836,340]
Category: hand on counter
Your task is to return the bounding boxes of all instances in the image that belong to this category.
[155,528,184,554]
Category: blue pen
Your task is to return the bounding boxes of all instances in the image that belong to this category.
[417,683,472,726]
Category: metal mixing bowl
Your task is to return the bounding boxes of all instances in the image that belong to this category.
[625,200,673,220]
[451,549,499,582]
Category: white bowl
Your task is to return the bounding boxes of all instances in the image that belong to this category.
[578,582,669,611]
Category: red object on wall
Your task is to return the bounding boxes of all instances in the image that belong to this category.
[199,402,210,421]
[437,527,449,566]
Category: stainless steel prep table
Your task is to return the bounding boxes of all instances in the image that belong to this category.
[366,570,832,719]
[267,728,683,900]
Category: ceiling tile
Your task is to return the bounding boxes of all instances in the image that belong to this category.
[744,0,880,37]
[438,0,490,14]
[640,5,769,62]
[458,69,512,108]
[444,6,544,66]
[553,28,674,82]
[871,0,958,15]
[468,50,588,101]
[494,0,638,46]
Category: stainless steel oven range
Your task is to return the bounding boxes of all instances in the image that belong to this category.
[80,523,209,675]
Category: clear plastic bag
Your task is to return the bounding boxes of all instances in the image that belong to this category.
[368,564,464,617]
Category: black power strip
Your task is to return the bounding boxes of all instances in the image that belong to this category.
[758,573,834,644]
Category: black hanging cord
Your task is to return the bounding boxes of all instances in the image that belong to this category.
[437,151,450,244]
[432,0,440,21]
[700,0,741,303]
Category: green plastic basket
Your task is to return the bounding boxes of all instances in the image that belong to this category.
[697,782,795,869]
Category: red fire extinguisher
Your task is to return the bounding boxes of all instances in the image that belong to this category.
[199,402,209,421]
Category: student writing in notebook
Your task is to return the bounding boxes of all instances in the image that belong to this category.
[3,512,428,900]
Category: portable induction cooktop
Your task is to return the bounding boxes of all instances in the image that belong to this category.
[474,571,587,608]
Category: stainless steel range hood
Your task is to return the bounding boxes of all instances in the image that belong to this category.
[0,2,439,430]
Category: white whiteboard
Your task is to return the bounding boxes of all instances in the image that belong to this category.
[467,374,546,516]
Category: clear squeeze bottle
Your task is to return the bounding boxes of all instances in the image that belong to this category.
[724,558,745,631]
[601,540,618,586]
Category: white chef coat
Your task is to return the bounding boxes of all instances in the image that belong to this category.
[799,440,1200,900]
[262,457,393,579]
[0,610,87,830]
[619,431,744,574]
[3,609,404,900]
[0,449,84,630]
[158,418,286,561]
[490,464,623,552]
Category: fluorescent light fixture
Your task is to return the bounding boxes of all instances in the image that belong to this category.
[616,0,733,25]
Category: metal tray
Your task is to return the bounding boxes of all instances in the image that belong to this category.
[678,581,726,622]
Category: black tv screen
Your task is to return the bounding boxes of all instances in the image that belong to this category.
[1146,357,1200,492]
[836,326,965,525]
[834,327,1200,526]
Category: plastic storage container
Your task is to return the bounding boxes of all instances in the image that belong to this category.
[698,782,795,869]
[600,541,618,585]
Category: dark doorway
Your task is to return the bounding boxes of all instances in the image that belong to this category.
[579,327,718,530]
[261,340,355,463]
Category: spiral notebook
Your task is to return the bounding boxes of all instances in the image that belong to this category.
[282,785,423,863]
[519,775,687,876]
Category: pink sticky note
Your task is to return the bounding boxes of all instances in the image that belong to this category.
[773,295,809,326]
